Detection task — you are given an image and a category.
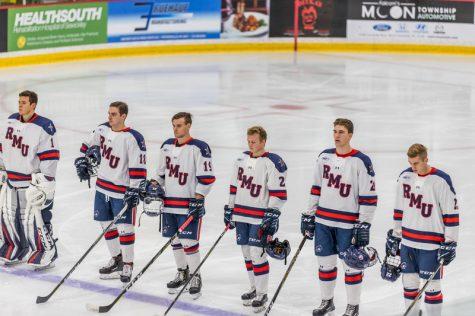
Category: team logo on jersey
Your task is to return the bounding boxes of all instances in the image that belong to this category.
[5,127,29,157]
[323,164,352,197]
[402,184,433,217]
[237,167,262,197]
[165,156,188,185]
[99,135,121,168]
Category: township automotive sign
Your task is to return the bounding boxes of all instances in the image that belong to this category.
[107,0,220,42]
[349,0,474,23]
[347,0,475,44]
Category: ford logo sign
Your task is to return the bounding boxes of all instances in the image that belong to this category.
[373,24,391,31]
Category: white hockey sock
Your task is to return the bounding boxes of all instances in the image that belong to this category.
[424,280,442,316]
[171,239,187,270]
[241,245,256,289]
[403,273,421,316]
[183,241,201,273]
[317,255,338,300]
[100,221,121,258]
[118,224,135,263]
[250,246,269,295]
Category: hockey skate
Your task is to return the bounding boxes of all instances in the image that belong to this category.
[188,273,202,300]
[251,294,268,313]
[241,287,257,306]
[99,254,123,280]
[120,263,133,284]
[167,266,189,294]
[313,299,335,316]
[342,304,359,316]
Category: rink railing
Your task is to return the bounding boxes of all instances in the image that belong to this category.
[0,0,474,67]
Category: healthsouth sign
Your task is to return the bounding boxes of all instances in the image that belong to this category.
[14,7,103,27]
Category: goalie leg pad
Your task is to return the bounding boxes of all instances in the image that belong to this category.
[26,203,57,267]
[0,186,29,263]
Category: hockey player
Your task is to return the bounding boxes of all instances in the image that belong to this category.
[301,118,377,316]
[156,112,215,299]
[0,90,60,270]
[74,101,146,283]
[383,144,458,316]
[224,126,287,313]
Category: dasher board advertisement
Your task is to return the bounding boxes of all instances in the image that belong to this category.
[8,2,107,51]
[347,0,475,44]
[108,0,221,42]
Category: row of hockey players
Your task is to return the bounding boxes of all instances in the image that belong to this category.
[0,92,459,316]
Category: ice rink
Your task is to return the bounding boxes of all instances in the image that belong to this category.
[0,52,474,316]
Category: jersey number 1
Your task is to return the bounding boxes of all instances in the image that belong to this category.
[204,161,212,172]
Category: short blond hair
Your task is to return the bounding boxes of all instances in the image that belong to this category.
[407,143,428,159]
[247,126,267,141]
[333,118,354,134]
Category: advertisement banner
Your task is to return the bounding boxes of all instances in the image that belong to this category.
[7,2,107,52]
[270,0,347,38]
[347,0,475,43]
[0,9,7,52]
[221,0,269,38]
[108,0,221,42]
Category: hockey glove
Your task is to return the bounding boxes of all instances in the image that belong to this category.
[385,229,401,256]
[223,205,235,229]
[124,187,141,208]
[74,157,90,182]
[300,213,316,240]
[188,198,205,220]
[258,208,280,245]
[438,241,457,266]
[352,221,371,247]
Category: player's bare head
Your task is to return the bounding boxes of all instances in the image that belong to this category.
[18,90,37,116]
[333,118,353,147]
[108,101,128,128]
[172,112,192,139]
[247,126,267,154]
[407,143,429,173]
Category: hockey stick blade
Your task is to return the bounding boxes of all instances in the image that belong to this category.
[36,295,50,304]
[86,303,112,313]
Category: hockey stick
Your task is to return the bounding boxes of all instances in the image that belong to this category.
[86,215,195,313]
[36,203,130,304]
[264,236,307,316]
[403,259,444,316]
[164,224,231,315]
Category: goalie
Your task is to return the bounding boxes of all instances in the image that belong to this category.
[0,90,60,270]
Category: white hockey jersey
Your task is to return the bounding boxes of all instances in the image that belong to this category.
[228,151,287,225]
[80,122,147,199]
[157,138,215,215]
[0,113,59,188]
[393,167,459,251]
[308,148,377,229]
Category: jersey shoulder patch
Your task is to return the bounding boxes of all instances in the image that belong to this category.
[99,122,111,128]
[399,167,413,178]
[318,148,336,157]
[127,129,146,151]
[433,168,456,195]
[160,138,175,149]
[189,139,212,158]
[8,113,20,120]
[266,153,287,173]
[353,151,375,176]
[32,115,56,136]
